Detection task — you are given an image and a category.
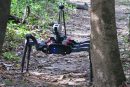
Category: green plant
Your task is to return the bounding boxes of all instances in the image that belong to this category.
[2,52,20,62]
[4,79,14,86]
[10,0,71,29]
[3,28,25,51]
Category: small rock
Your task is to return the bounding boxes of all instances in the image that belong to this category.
[58,75,66,80]
[0,84,5,87]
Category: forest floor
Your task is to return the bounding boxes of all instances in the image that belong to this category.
[1,0,130,87]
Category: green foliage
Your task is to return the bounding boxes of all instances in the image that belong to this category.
[7,0,73,43]
[4,79,13,86]
[2,52,20,62]
[10,0,72,27]
[11,0,58,25]
[4,29,19,51]
[3,0,73,62]
[3,27,29,52]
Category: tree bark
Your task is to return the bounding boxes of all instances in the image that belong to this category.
[90,0,126,87]
[0,0,11,54]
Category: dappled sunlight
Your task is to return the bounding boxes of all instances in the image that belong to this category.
[96,49,104,60]
[27,71,87,86]
[91,12,102,35]
[93,44,104,60]
[97,69,104,81]
[91,12,105,60]
[29,71,47,75]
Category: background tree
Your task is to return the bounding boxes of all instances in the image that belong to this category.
[90,0,126,87]
[0,0,11,54]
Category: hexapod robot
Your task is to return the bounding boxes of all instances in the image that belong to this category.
[20,4,93,85]
[21,4,77,73]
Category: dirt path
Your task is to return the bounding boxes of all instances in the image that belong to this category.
[1,0,130,87]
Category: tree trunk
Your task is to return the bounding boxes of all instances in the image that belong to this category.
[0,0,11,54]
[90,0,126,87]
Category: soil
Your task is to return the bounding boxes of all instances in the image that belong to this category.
[0,0,130,87]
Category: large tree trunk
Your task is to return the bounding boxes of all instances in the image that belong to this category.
[90,0,126,87]
[0,0,11,54]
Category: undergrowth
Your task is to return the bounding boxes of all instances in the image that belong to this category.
[2,0,73,62]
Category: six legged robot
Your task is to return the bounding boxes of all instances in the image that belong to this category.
[21,4,77,73]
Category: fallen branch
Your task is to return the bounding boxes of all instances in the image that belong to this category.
[66,1,89,10]
[8,15,27,24]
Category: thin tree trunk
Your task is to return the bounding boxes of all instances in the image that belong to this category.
[90,0,126,87]
[0,0,11,54]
